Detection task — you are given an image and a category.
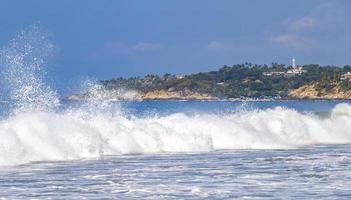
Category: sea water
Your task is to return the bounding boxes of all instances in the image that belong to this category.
[1,100,351,199]
[1,27,351,199]
[0,101,351,199]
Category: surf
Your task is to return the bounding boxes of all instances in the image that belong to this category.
[1,103,351,166]
[1,27,351,166]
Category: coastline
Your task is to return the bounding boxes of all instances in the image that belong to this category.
[66,94,351,102]
[67,82,351,102]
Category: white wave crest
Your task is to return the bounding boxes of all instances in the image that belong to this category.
[1,27,351,166]
[0,103,351,166]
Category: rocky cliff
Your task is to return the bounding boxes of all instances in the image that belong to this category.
[289,83,351,99]
[140,90,217,100]
[67,89,217,101]
[69,84,351,101]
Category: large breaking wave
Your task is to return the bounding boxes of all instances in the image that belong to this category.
[1,27,351,166]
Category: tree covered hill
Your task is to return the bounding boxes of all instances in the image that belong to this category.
[99,63,351,99]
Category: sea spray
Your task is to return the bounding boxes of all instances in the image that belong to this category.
[1,104,351,166]
[74,78,141,102]
[1,27,351,166]
[0,26,59,113]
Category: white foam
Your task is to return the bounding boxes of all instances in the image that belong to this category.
[0,104,351,166]
[1,27,351,166]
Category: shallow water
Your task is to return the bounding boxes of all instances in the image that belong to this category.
[0,144,350,199]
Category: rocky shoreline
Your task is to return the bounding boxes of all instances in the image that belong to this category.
[67,89,218,101]
[67,85,351,101]
[288,83,351,100]
[140,90,217,100]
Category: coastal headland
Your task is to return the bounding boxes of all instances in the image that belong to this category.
[68,63,351,101]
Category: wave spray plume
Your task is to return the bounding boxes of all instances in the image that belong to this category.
[0,27,351,166]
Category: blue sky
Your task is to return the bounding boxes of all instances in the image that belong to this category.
[0,0,350,85]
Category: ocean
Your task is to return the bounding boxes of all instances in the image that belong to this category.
[0,27,351,199]
[0,100,351,199]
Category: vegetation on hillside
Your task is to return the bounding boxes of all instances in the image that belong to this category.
[100,64,351,99]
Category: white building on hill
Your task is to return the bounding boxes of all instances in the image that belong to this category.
[340,72,351,81]
[286,58,306,76]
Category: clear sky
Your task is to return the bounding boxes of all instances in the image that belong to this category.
[0,0,350,85]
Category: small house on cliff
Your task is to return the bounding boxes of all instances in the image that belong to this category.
[340,72,351,81]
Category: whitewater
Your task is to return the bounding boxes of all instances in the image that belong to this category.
[0,27,351,167]
[1,102,351,166]
[1,27,351,199]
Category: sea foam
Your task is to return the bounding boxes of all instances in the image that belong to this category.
[1,27,351,166]
[0,103,351,166]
